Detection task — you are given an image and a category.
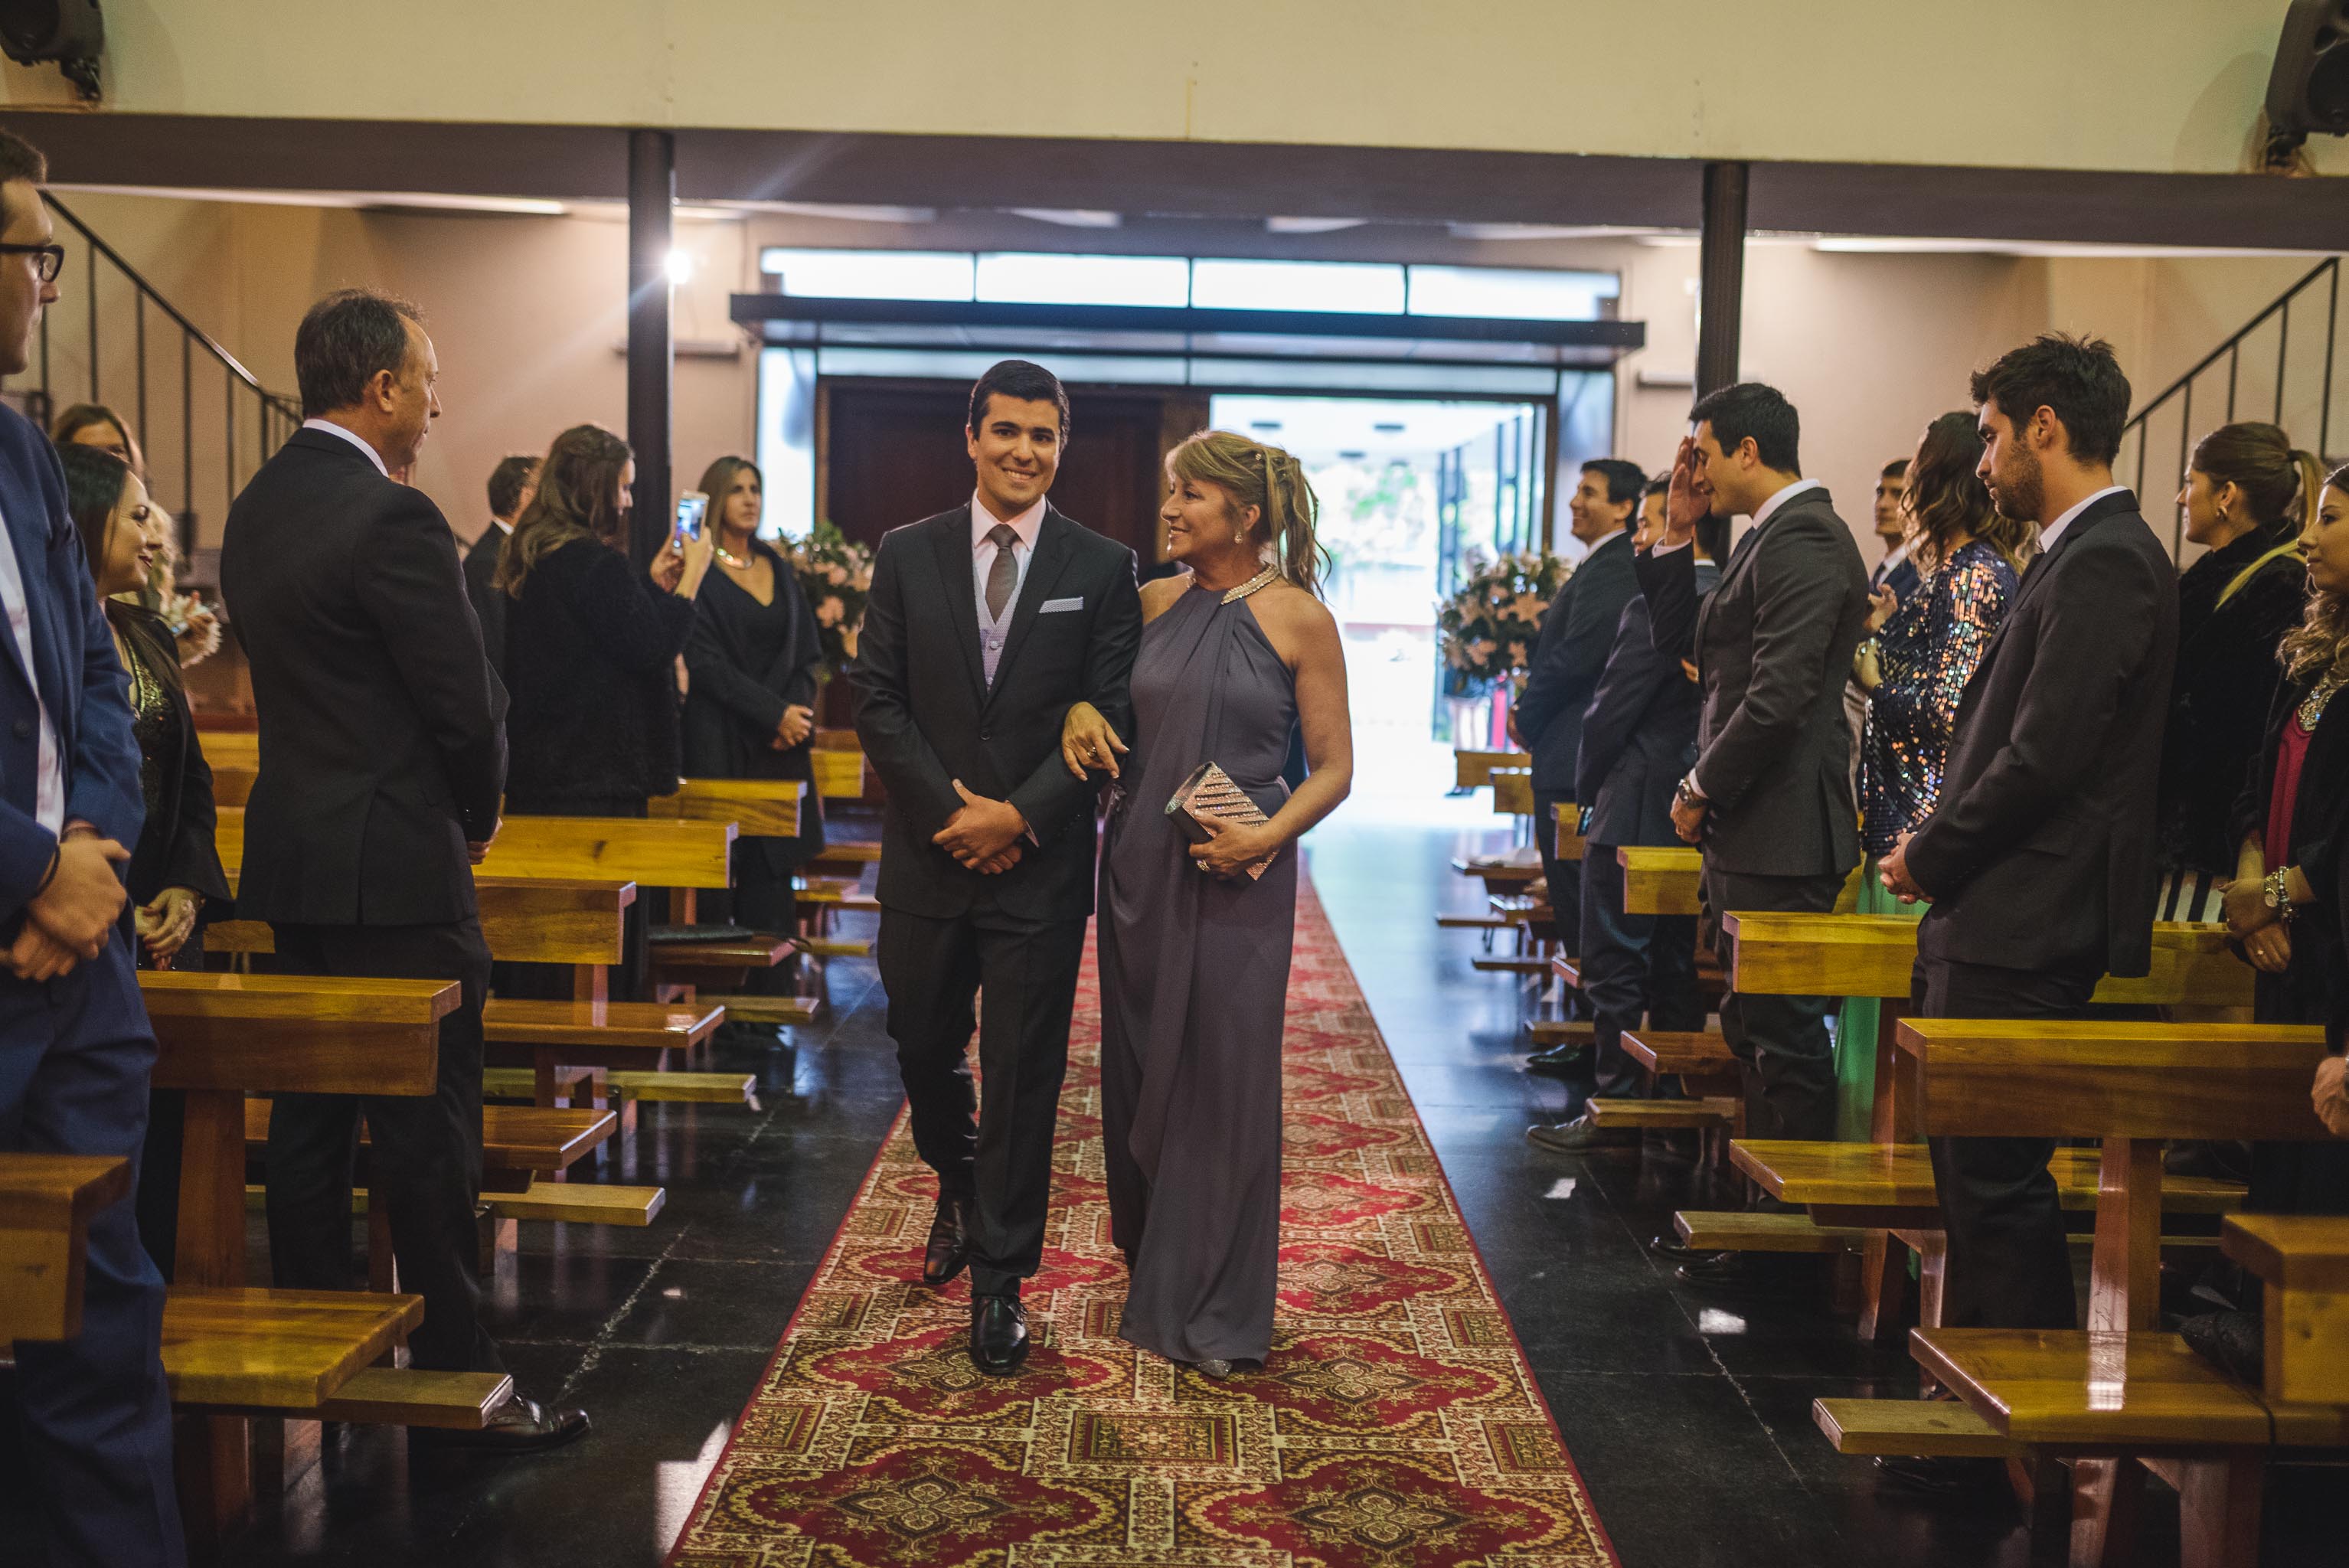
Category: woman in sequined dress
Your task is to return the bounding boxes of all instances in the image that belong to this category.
[59,445,232,1279]
[1836,414,2030,1129]
[1855,413,2032,863]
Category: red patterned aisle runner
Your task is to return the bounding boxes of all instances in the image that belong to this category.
[669,879,1620,1567]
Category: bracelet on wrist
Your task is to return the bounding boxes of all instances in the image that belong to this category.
[33,842,60,898]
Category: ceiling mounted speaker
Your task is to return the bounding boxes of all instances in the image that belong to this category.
[0,0,104,100]
[2268,0,2349,158]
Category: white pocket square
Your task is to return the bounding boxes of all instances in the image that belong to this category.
[1039,596,1083,613]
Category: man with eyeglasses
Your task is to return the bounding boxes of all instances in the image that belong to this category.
[0,129,185,1566]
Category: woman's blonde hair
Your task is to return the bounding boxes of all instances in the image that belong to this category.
[2279,463,2349,691]
[1165,430,1326,596]
[495,423,632,599]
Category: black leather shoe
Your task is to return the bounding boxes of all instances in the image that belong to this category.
[1873,1455,2008,1497]
[1646,1235,1714,1265]
[2181,1308,2265,1385]
[970,1292,1029,1377]
[922,1197,972,1288]
[414,1390,590,1453]
[1525,1116,1638,1154]
[1525,1044,1586,1076]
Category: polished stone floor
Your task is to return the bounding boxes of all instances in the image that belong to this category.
[5,809,2338,1565]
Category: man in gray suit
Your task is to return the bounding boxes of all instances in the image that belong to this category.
[1637,384,1870,1285]
[1510,458,1644,1070]
[1529,488,1725,1152]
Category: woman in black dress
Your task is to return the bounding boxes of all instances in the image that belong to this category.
[495,423,714,992]
[681,458,827,1018]
[2155,422,2318,921]
[59,445,231,1279]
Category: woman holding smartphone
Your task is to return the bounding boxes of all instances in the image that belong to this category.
[497,423,713,989]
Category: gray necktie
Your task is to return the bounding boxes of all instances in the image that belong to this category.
[985,524,1020,620]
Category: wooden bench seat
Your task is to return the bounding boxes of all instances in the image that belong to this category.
[649,777,805,837]
[1729,1140,2247,1223]
[160,1285,423,1410]
[1622,1030,1736,1074]
[1450,856,1542,897]
[1587,1096,1737,1130]
[1675,1210,1867,1254]
[1434,912,1518,931]
[0,1153,131,1340]
[694,993,821,1025]
[649,932,796,971]
[482,1067,756,1108]
[2220,1214,2349,1404]
[1812,1396,2021,1458]
[1525,1018,1596,1048]
[800,936,872,959]
[484,999,724,1050]
[490,1181,667,1227]
[1910,1327,2349,1450]
[1452,749,1528,789]
[312,1366,513,1430]
[811,746,867,799]
[1471,954,1553,975]
[810,840,882,865]
[243,1100,616,1178]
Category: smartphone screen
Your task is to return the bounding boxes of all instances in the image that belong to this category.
[674,490,708,543]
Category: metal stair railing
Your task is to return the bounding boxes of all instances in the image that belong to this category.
[9,193,302,571]
[2119,256,2340,555]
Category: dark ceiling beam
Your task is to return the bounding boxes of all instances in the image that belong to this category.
[5,110,2345,252]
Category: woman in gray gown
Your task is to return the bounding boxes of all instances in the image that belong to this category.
[1060,430,1355,1377]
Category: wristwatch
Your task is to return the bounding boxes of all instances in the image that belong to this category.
[2265,868,2298,924]
[1674,771,1709,813]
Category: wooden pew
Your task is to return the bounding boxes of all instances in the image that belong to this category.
[0,1154,131,1340]
[142,971,489,1538]
[649,776,804,838]
[2220,1214,2349,1405]
[1618,844,1702,916]
[1453,748,1529,789]
[1877,1020,2337,1567]
[1491,766,1534,818]
[811,732,867,800]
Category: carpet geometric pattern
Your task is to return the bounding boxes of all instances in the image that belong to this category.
[668,880,1619,1566]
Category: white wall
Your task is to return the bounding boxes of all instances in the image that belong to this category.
[2,2,2340,179]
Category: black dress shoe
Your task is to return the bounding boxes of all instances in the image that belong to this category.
[2181,1308,2265,1385]
[1525,1044,1586,1076]
[414,1390,590,1453]
[922,1197,972,1288]
[969,1292,1029,1377]
[1646,1235,1714,1265]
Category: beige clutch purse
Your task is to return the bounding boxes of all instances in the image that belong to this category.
[1165,762,1277,880]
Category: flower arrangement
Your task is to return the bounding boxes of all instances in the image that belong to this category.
[1437,548,1571,692]
[788,520,874,671]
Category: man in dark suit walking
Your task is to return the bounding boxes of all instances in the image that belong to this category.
[1881,335,2177,1341]
[0,128,185,1568]
[221,290,584,1450]
[1511,458,1644,1070]
[1638,384,1871,1285]
[1528,497,1725,1152]
[462,452,537,678]
[853,360,1142,1375]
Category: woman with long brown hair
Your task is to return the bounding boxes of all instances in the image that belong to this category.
[57,444,230,1279]
[2155,421,2318,922]
[1841,412,2029,1125]
[680,455,828,1027]
[1059,430,1353,1377]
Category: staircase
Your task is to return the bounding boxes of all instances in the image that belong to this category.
[4,193,301,574]
[2119,256,2341,556]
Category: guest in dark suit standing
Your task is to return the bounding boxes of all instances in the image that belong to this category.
[1510,458,1644,1070]
[1881,335,2177,1341]
[1639,384,1870,1288]
[1528,488,1725,1152]
[0,129,186,1566]
[462,452,537,677]
[57,446,231,1285]
[221,289,585,1450]
[852,360,1142,1376]
[1870,459,1920,603]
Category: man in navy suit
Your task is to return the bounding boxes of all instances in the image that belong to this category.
[0,129,185,1566]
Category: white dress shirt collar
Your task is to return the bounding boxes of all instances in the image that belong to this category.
[1751,477,1823,529]
[971,491,1047,553]
[2037,485,2128,554]
[492,516,514,537]
[301,417,390,477]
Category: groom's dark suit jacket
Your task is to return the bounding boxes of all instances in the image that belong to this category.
[1909,490,2177,978]
[852,503,1142,923]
